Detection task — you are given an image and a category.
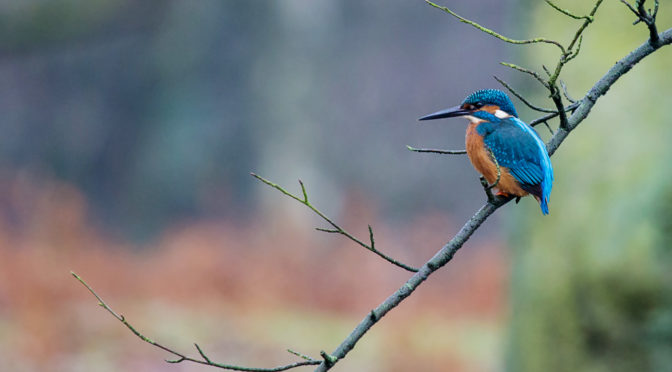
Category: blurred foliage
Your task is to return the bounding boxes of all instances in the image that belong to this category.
[0,2,523,371]
[0,175,507,372]
[0,0,514,240]
[507,1,672,371]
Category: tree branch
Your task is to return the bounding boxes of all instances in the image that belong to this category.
[500,62,550,89]
[425,0,566,54]
[545,0,595,22]
[528,101,580,127]
[73,3,672,372]
[621,0,660,45]
[312,25,672,372]
[250,173,419,273]
[71,272,321,371]
[493,76,556,113]
[547,27,672,156]
[405,145,466,155]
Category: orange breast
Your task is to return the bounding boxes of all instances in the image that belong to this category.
[465,123,528,197]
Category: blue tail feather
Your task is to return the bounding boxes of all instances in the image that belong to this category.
[540,196,549,215]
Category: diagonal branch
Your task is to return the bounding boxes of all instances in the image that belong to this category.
[312,26,672,372]
[500,62,550,89]
[493,76,556,113]
[250,173,419,273]
[73,4,672,372]
[71,272,321,371]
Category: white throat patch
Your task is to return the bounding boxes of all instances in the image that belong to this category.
[465,115,484,124]
[494,109,511,119]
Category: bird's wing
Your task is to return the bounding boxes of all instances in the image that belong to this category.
[480,118,548,189]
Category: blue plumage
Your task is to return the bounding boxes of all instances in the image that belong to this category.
[463,89,519,118]
[419,89,554,215]
[476,114,553,214]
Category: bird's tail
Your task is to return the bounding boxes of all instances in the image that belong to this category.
[540,196,549,215]
[533,195,550,215]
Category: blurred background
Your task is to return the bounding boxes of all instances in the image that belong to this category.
[0,0,670,371]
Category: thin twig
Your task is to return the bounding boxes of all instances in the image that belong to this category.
[528,101,580,127]
[493,76,555,113]
[71,272,320,371]
[546,0,604,89]
[542,65,553,77]
[568,0,603,52]
[500,62,550,89]
[406,145,466,155]
[425,1,566,54]
[545,0,594,21]
[287,349,316,362]
[560,81,576,103]
[250,173,419,272]
[565,35,583,63]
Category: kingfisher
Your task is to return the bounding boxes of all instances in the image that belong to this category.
[419,89,553,214]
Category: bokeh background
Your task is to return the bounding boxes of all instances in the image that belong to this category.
[0,1,671,371]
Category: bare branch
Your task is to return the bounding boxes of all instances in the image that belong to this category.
[548,28,672,155]
[567,0,603,52]
[500,62,550,89]
[313,25,672,372]
[406,145,466,155]
[542,121,555,135]
[493,76,555,113]
[250,173,419,272]
[620,0,660,45]
[287,349,317,362]
[546,0,604,89]
[425,0,566,54]
[550,87,569,130]
[73,3,672,372]
[71,272,320,371]
[560,81,577,103]
[545,0,594,21]
[565,35,583,63]
[528,101,580,127]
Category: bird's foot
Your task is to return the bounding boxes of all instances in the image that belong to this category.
[480,176,499,203]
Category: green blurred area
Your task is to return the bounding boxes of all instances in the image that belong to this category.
[507,1,672,371]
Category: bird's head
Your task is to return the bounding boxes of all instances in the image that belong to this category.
[419,89,518,123]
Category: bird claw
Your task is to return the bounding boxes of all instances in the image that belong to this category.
[480,177,498,203]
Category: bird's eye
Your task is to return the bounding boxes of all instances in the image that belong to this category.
[473,102,484,108]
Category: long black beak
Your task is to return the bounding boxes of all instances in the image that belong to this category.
[418,105,471,121]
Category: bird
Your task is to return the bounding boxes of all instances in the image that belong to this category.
[419,89,554,215]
